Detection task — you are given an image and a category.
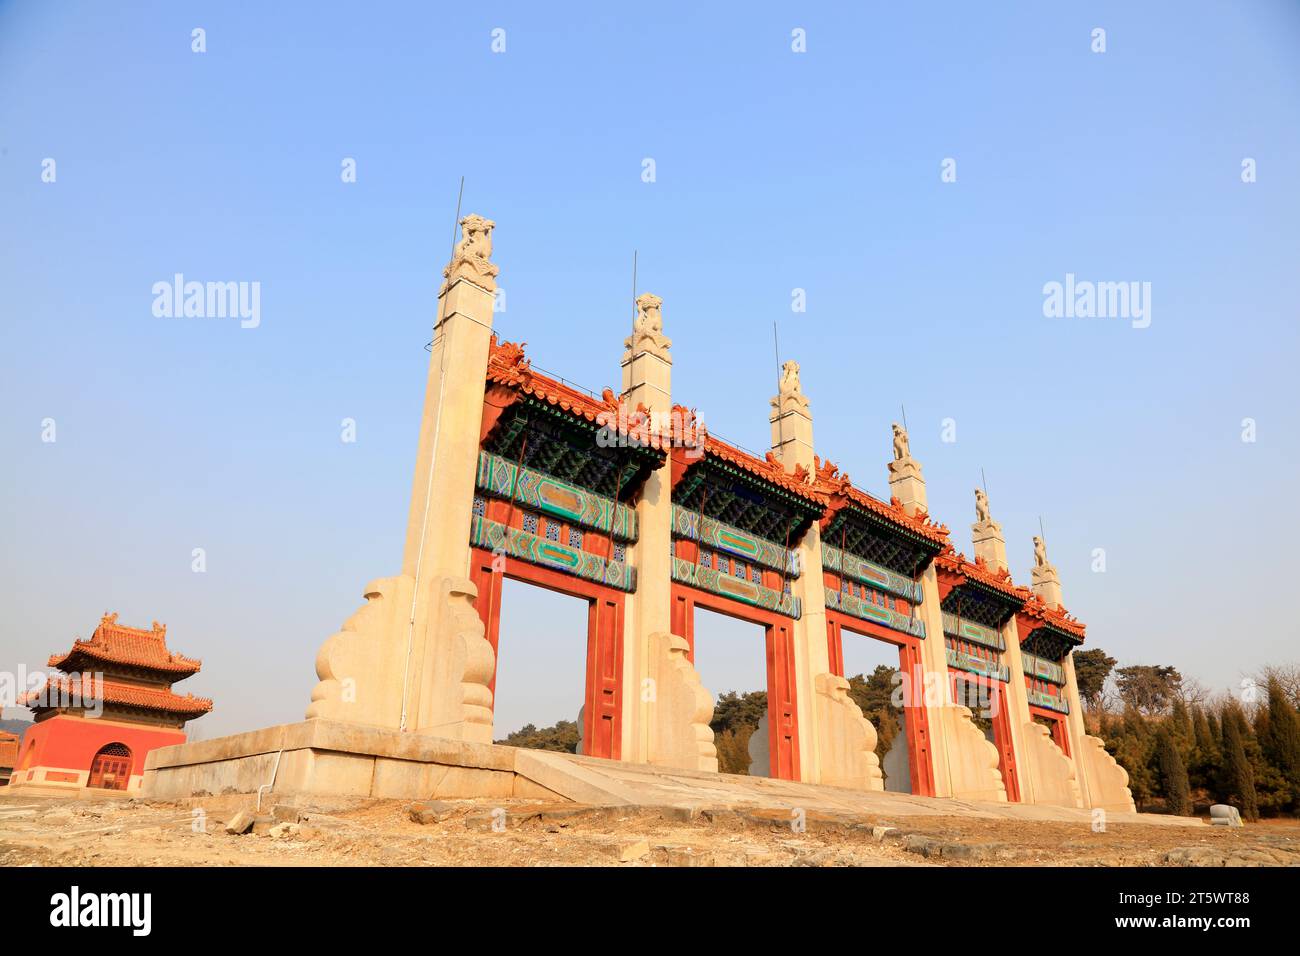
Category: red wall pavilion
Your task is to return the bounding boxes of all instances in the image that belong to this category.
[10,613,212,795]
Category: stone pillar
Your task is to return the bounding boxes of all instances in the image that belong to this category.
[973,493,1074,805]
[767,362,821,780]
[306,215,498,741]
[1030,538,1134,812]
[769,364,882,790]
[1060,650,1096,807]
[892,430,1005,801]
[621,293,671,413]
[975,497,1034,801]
[1025,535,1082,803]
[1029,537,1064,610]
[620,296,715,770]
[887,423,927,515]
[971,489,1007,571]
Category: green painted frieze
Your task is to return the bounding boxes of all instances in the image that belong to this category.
[476,451,638,543]
[671,505,799,575]
[824,587,926,639]
[672,556,800,618]
[470,516,636,592]
[822,544,922,602]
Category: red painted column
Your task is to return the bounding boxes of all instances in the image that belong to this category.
[1052,713,1071,757]
[766,622,800,781]
[584,594,624,760]
[671,586,695,661]
[991,682,1022,802]
[899,642,936,797]
[826,619,844,677]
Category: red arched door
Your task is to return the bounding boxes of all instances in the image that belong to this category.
[88,742,133,790]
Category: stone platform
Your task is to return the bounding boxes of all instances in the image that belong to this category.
[143,719,1200,827]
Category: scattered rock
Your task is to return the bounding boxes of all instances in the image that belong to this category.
[407,801,456,825]
[652,844,713,867]
[269,823,300,840]
[903,834,1001,861]
[657,806,702,824]
[463,809,513,832]
[223,810,255,835]
[597,838,649,863]
[271,804,304,825]
[534,805,621,826]
[462,804,620,831]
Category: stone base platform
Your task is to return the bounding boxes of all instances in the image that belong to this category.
[142,719,566,803]
[143,719,1201,827]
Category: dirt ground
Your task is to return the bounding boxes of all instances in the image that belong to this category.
[2,792,1297,867]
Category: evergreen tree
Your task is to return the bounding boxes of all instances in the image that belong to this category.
[1189,705,1219,794]
[709,689,767,736]
[1221,704,1260,821]
[1111,707,1158,807]
[1207,710,1222,750]
[1115,664,1183,715]
[1250,705,1290,815]
[495,720,580,753]
[1170,698,1193,757]
[1073,648,1117,722]
[1262,678,1300,811]
[1156,725,1192,815]
[713,726,755,775]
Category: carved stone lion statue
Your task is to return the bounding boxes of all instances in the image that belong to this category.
[634,293,663,334]
[625,292,671,357]
[891,423,910,461]
[442,213,500,292]
[779,360,802,396]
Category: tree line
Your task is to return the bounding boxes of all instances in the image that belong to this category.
[1073,651,1300,818]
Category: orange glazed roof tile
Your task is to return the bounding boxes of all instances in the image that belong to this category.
[48,613,202,678]
[813,457,950,547]
[935,546,1032,603]
[700,436,829,507]
[1021,596,1087,641]
[485,337,677,450]
[21,674,214,719]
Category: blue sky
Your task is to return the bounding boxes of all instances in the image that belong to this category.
[2,1,1297,737]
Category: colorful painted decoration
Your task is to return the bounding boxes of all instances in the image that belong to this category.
[940,612,1005,651]
[672,556,801,618]
[945,646,1010,682]
[671,505,799,575]
[470,516,636,592]
[824,587,927,639]
[821,544,921,603]
[1027,688,1070,714]
[1021,652,1067,685]
[476,451,638,543]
